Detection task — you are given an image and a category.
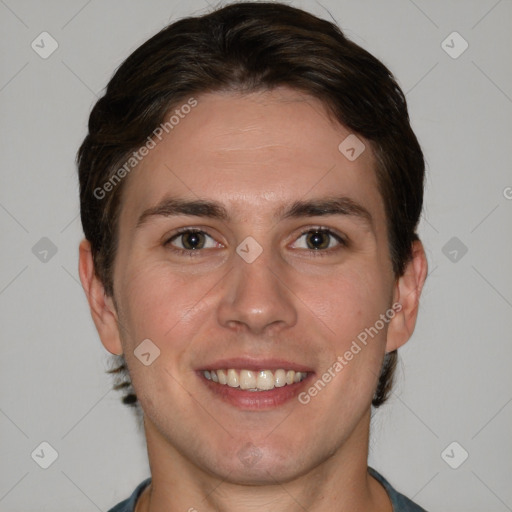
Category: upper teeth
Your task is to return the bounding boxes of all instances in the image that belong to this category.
[203,369,308,391]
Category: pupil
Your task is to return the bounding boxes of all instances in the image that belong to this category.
[307,231,328,250]
[183,232,203,250]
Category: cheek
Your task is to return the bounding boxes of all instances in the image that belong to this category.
[299,266,391,406]
[118,263,194,332]
[115,261,222,370]
[302,265,390,347]
[115,265,206,412]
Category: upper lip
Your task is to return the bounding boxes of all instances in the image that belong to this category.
[197,357,314,373]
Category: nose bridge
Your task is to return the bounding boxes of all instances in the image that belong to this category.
[216,243,297,334]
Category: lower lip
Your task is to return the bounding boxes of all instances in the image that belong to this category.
[199,372,314,410]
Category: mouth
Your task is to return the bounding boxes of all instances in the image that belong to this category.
[203,368,309,391]
[197,360,314,410]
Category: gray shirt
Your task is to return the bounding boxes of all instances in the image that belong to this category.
[107,467,427,511]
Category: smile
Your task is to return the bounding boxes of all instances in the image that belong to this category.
[203,368,309,391]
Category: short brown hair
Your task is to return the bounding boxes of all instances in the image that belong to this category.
[77,1,425,409]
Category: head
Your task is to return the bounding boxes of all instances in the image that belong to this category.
[78,1,427,483]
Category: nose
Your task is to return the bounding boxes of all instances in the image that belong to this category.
[216,247,298,336]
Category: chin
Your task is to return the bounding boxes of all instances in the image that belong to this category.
[202,441,315,485]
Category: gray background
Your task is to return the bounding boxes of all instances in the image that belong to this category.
[1,0,511,510]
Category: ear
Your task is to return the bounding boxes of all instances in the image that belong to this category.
[78,239,123,355]
[386,240,428,352]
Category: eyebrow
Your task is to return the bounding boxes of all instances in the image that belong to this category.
[136,196,374,230]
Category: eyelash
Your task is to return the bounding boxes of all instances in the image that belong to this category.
[164,227,347,258]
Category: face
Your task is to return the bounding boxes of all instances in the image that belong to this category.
[105,87,400,483]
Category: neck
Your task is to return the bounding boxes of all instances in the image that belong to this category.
[136,410,391,512]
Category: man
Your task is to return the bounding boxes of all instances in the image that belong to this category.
[77,2,428,510]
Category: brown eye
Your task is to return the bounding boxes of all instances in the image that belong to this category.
[305,230,330,250]
[167,230,217,251]
[293,229,345,251]
[180,231,206,250]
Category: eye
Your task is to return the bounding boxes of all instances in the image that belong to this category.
[291,228,346,252]
[165,229,220,253]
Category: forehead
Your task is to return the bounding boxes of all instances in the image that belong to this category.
[119,87,384,229]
